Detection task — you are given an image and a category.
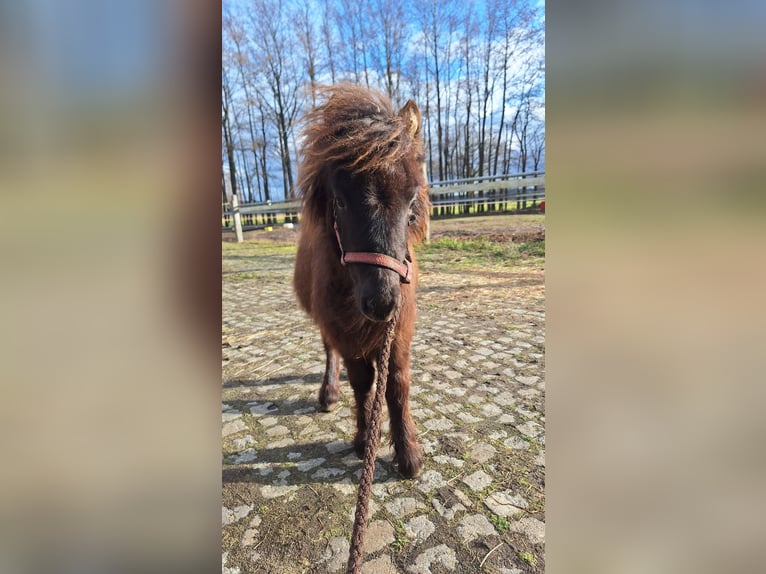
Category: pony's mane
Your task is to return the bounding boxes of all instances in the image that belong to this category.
[297,84,425,215]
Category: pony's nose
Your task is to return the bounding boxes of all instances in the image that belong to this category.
[360,290,398,322]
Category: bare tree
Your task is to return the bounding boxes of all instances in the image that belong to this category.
[369,0,408,104]
[221,0,544,205]
[321,1,336,83]
[295,0,319,107]
[222,70,239,202]
[248,0,301,200]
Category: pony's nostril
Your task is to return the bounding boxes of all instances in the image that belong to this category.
[361,295,396,322]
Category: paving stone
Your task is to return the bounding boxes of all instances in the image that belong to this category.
[232,448,257,464]
[417,470,445,494]
[439,403,461,414]
[222,504,253,526]
[406,544,457,573]
[222,552,240,574]
[468,442,496,463]
[321,536,350,573]
[257,416,278,427]
[462,470,493,492]
[222,411,242,423]
[432,455,464,468]
[385,497,425,519]
[403,515,435,543]
[498,413,516,425]
[504,436,530,450]
[326,439,352,454]
[509,516,545,544]
[260,485,297,499]
[266,425,290,437]
[299,423,320,436]
[431,497,465,521]
[423,417,454,431]
[287,451,302,460]
[487,430,507,441]
[484,491,528,518]
[249,402,277,416]
[457,513,497,541]
[295,457,326,472]
[253,462,273,476]
[332,480,357,496]
[222,419,247,437]
[518,388,540,399]
[516,375,540,386]
[515,406,538,419]
[362,555,398,574]
[241,527,258,547]
[364,520,395,554]
[372,482,393,500]
[312,467,345,480]
[265,437,295,449]
[421,439,438,455]
[516,421,543,438]
[456,412,482,424]
[232,435,255,450]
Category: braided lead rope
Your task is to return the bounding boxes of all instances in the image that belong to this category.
[346,304,401,574]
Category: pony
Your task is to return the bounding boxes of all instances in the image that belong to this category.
[293,84,431,479]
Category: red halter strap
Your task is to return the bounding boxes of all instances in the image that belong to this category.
[333,205,412,284]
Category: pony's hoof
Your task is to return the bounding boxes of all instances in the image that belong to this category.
[318,399,338,413]
[353,434,366,459]
[318,388,339,412]
[394,447,424,479]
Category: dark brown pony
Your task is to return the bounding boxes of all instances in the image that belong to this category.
[293,84,431,479]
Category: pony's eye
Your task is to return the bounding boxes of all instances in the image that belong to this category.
[335,197,346,210]
[408,212,417,225]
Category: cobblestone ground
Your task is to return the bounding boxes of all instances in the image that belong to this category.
[222,221,545,574]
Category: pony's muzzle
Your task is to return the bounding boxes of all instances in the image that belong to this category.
[356,273,401,322]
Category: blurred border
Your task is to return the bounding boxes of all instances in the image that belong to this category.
[0,2,222,573]
[547,1,766,573]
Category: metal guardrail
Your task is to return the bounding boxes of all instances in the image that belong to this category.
[222,172,545,230]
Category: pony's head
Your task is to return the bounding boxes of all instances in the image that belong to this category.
[298,84,429,322]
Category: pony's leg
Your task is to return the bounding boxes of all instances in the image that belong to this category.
[318,339,341,412]
[345,357,375,458]
[385,341,424,479]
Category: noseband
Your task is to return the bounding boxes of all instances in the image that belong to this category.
[332,200,412,284]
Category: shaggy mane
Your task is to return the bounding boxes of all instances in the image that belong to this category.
[296,83,429,240]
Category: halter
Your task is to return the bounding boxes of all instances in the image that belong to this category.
[332,199,413,284]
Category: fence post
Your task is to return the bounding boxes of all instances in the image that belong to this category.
[231,195,244,243]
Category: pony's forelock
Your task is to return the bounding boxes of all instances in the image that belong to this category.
[297,84,425,212]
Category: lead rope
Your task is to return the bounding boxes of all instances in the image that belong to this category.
[345,304,401,574]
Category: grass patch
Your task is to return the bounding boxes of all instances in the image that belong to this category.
[323,526,345,540]
[519,551,537,566]
[416,237,544,269]
[490,514,510,532]
[222,240,297,258]
[391,520,409,554]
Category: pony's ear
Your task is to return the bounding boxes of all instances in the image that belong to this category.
[398,100,421,139]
